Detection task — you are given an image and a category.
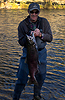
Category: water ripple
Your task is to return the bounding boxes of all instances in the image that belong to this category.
[0,9,65,100]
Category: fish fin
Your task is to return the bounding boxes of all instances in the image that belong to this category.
[27,78,38,86]
[24,57,27,63]
[35,69,39,75]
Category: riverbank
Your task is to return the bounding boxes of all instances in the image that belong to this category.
[0,2,65,10]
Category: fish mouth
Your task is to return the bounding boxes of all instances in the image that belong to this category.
[26,34,35,45]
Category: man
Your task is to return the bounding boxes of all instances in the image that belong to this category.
[13,2,53,100]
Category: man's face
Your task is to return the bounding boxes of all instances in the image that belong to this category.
[29,9,39,22]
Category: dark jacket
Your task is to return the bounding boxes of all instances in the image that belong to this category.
[18,16,53,49]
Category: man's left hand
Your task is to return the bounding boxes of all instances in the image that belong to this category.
[34,28,42,37]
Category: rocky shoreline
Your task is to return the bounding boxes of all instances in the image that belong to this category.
[0,2,65,10]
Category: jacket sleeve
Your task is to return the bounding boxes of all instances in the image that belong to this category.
[18,22,26,46]
[41,18,53,42]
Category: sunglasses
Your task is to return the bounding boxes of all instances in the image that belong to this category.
[30,10,39,14]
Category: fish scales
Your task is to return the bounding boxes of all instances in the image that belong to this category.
[26,33,38,85]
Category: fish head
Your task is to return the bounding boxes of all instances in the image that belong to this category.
[26,34,35,45]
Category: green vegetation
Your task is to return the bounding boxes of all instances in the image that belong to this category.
[20,2,29,9]
[43,1,65,9]
[0,1,65,9]
[11,3,18,9]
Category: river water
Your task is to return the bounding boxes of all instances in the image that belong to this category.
[0,9,65,100]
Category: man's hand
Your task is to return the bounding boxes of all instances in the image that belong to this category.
[34,28,42,37]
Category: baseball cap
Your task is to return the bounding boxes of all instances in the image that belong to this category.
[28,3,40,12]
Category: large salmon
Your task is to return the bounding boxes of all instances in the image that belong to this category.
[26,32,38,85]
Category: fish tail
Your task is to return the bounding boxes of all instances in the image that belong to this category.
[27,78,38,86]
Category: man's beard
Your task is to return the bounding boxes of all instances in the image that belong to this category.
[30,16,38,22]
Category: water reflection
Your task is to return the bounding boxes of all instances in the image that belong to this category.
[0,9,65,100]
